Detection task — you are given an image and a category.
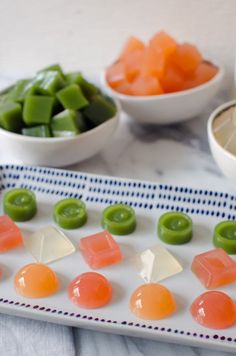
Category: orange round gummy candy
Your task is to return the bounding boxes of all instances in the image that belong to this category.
[68,272,112,309]
[190,291,236,329]
[14,263,59,298]
[130,283,176,320]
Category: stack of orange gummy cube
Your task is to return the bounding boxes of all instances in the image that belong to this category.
[106,31,218,96]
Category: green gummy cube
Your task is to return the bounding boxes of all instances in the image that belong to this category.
[23,95,54,125]
[52,98,64,115]
[37,63,65,78]
[83,95,116,126]
[0,102,23,132]
[75,112,89,132]
[103,95,116,108]
[22,125,51,137]
[51,109,80,137]
[8,79,36,103]
[0,94,9,105]
[65,72,98,99]
[35,71,65,95]
[56,84,88,110]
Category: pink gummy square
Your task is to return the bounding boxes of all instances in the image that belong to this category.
[79,230,123,269]
[191,248,236,288]
[0,215,23,252]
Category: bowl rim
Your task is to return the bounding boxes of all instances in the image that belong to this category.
[0,97,121,143]
[101,64,224,101]
[207,99,236,162]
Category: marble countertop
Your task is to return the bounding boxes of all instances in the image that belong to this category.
[0,78,235,355]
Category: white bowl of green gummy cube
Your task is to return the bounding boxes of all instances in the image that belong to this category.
[0,65,120,167]
[0,97,120,167]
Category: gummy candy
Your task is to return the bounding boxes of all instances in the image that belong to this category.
[79,230,122,269]
[14,263,59,298]
[130,283,176,320]
[190,291,236,329]
[68,272,112,309]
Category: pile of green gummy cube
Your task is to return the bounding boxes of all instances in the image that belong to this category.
[0,64,117,138]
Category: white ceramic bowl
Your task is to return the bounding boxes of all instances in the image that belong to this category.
[0,100,120,168]
[208,99,236,182]
[101,66,224,124]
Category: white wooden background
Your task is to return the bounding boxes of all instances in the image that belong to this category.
[0,0,235,84]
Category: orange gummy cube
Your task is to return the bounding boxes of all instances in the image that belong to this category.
[160,64,185,93]
[150,31,177,59]
[191,248,236,289]
[106,61,127,89]
[171,43,202,73]
[0,215,23,252]
[183,61,218,90]
[79,230,122,269]
[120,36,145,60]
[115,80,133,95]
[131,75,164,96]
[196,61,218,81]
[106,31,215,96]
[140,46,165,79]
[123,49,144,81]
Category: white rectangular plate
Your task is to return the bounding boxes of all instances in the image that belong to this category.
[0,164,236,353]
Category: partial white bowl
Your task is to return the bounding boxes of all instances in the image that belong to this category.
[208,99,236,182]
[101,66,224,124]
[0,100,120,168]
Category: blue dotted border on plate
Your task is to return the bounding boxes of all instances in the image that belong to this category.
[1,164,235,213]
[0,297,234,345]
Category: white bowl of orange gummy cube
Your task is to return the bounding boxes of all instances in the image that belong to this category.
[101,32,224,124]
